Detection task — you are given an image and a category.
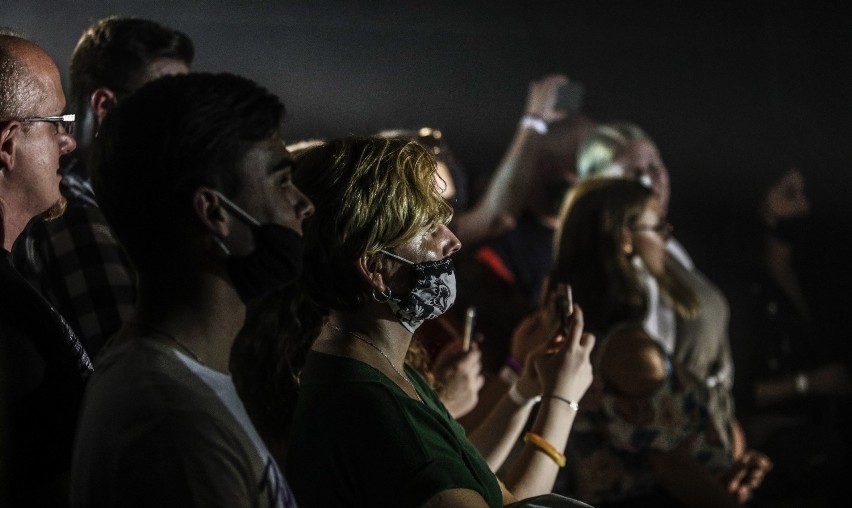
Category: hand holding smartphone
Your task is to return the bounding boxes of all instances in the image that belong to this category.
[554,81,584,115]
[555,284,573,339]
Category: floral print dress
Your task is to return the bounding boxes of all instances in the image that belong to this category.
[564,332,732,504]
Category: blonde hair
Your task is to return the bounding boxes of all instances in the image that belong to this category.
[576,123,650,181]
[295,136,453,310]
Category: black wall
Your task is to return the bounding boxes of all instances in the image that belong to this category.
[3,0,850,269]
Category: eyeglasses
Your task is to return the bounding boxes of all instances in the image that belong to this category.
[20,114,76,135]
[631,221,673,237]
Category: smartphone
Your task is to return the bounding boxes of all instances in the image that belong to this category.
[555,81,584,114]
[556,284,573,337]
[462,306,476,351]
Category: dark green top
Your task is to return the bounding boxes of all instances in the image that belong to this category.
[285,350,502,508]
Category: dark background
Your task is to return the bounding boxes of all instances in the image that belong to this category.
[3,0,850,272]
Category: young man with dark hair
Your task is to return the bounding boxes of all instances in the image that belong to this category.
[14,17,194,354]
[71,72,313,508]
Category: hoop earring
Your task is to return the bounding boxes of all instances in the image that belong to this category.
[372,287,391,303]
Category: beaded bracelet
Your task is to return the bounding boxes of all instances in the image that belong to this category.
[546,394,579,412]
[523,432,566,467]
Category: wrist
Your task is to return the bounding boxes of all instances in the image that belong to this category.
[505,356,523,374]
[520,114,547,135]
[794,372,809,395]
[515,373,540,399]
[543,393,579,412]
[507,383,541,407]
[499,362,520,387]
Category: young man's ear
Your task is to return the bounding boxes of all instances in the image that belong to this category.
[193,187,229,237]
[621,228,634,256]
[0,121,21,173]
[89,87,118,121]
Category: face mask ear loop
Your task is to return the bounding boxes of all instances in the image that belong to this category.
[378,249,414,265]
[212,235,231,256]
[210,189,261,227]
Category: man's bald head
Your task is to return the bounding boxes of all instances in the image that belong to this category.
[0,33,74,249]
[0,34,55,120]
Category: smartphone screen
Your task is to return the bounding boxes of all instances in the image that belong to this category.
[556,284,573,337]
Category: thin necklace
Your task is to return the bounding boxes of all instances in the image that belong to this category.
[127,320,205,366]
[327,323,422,402]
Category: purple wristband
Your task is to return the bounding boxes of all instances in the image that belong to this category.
[505,356,523,374]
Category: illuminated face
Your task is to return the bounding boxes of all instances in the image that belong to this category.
[629,198,669,277]
[225,136,315,254]
[382,221,461,296]
[13,48,76,220]
[610,139,671,216]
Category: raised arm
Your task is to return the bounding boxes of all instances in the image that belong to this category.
[451,74,572,248]
[502,300,594,499]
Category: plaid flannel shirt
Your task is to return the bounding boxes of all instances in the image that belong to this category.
[13,160,136,355]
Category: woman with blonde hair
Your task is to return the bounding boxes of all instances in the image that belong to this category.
[284,137,594,507]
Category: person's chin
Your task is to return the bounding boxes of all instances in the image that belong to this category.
[41,196,68,221]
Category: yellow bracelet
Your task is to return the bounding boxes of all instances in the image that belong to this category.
[523,432,566,467]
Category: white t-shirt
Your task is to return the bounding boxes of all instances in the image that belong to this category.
[71,339,296,508]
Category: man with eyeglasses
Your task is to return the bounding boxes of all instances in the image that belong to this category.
[1,32,92,507]
[13,17,193,356]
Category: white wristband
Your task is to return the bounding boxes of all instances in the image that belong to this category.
[508,383,541,406]
[520,114,548,135]
[794,373,809,394]
[499,365,520,386]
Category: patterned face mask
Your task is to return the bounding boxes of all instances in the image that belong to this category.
[379,250,457,333]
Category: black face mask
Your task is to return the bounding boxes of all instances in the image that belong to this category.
[770,215,811,246]
[213,191,303,304]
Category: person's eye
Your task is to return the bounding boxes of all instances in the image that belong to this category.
[278,173,293,188]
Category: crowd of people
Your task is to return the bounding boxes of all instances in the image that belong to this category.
[1,15,848,508]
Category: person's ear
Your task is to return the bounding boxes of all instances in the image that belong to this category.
[620,228,634,256]
[0,121,21,173]
[193,187,230,238]
[356,254,386,293]
[89,87,118,121]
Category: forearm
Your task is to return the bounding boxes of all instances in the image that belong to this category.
[477,126,542,219]
[502,396,576,499]
[754,375,802,406]
[467,383,535,472]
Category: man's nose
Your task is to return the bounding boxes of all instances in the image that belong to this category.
[59,132,76,154]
